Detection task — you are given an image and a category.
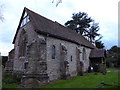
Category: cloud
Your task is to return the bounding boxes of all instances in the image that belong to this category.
[0,41,13,56]
[99,21,118,48]
[0,0,119,55]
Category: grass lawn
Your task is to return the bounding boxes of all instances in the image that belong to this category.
[2,72,21,88]
[2,68,119,88]
[2,83,19,88]
[41,72,119,88]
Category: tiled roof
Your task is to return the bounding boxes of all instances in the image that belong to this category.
[90,49,106,58]
[13,7,96,49]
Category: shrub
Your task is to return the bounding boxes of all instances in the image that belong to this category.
[3,72,22,84]
[13,74,22,83]
[3,77,15,84]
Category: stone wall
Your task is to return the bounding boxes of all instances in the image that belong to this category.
[46,36,77,81]
[13,21,92,82]
[46,36,91,81]
[13,22,49,87]
[13,22,38,72]
[5,49,14,72]
[79,46,91,72]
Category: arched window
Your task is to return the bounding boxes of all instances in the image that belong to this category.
[19,29,27,57]
[82,48,86,60]
[52,45,56,59]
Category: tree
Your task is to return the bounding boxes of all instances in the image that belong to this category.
[84,22,101,43]
[65,12,101,43]
[107,45,120,58]
[65,12,93,34]
[95,41,104,49]
[106,45,120,68]
[109,46,119,53]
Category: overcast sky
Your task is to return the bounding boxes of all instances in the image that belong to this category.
[0,0,119,56]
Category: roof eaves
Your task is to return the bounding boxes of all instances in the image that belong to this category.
[36,29,80,45]
[36,29,95,49]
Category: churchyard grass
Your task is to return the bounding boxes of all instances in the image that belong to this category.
[2,83,19,88]
[2,72,21,88]
[41,71,119,88]
[2,68,119,88]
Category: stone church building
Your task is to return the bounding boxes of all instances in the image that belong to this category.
[6,8,106,86]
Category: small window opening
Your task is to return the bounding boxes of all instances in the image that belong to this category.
[24,62,28,69]
[52,45,56,59]
[71,56,72,61]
